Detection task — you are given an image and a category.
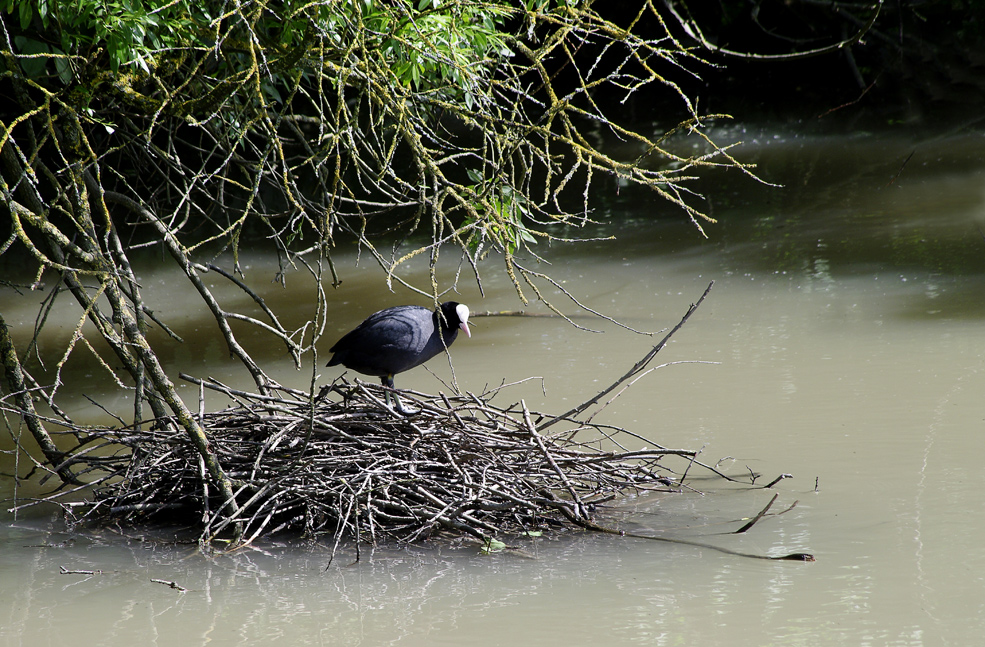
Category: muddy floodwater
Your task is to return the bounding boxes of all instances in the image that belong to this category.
[2,123,985,646]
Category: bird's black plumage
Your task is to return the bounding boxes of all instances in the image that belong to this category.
[327,302,470,389]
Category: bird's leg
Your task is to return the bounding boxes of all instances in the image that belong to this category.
[380,376,393,409]
[381,375,418,416]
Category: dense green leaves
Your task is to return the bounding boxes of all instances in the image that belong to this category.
[3,0,212,73]
[3,0,516,94]
[365,1,510,94]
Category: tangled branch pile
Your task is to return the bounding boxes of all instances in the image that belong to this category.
[74,377,706,546]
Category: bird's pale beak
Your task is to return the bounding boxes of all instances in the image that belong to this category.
[461,322,471,338]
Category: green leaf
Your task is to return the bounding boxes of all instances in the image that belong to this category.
[14,36,51,79]
[53,49,73,85]
[18,1,32,29]
[481,538,507,554]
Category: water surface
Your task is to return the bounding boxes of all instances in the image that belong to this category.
[2,125,984,646]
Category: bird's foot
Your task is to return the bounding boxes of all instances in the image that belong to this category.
[385,391,419,416]
[394,402,420,416]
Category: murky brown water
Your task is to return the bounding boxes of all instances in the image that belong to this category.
[3,125,985,646]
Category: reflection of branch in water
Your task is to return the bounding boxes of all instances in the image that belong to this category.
[548,490,815,562]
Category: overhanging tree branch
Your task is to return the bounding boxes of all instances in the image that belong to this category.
[1,1,767,547]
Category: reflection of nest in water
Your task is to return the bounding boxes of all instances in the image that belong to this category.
[80,377,707,545]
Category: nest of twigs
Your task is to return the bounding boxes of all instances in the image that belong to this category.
[77,376,713,546]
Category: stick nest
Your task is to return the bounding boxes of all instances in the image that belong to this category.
[73,377,710,545]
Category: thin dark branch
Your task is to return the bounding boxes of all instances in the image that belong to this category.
[538,281,714,431]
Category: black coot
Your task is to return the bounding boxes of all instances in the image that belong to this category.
[327,302,470,412]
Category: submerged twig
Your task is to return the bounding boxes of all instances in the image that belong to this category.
[734,494,778,534]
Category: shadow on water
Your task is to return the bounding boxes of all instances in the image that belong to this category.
[577,126,985,324]
[601,126,985,270]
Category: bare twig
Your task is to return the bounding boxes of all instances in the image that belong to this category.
[733,494,778,534]
[538,281,714,431]
[150,578,188,592]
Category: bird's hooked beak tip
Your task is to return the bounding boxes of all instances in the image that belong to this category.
[461,322,471,338]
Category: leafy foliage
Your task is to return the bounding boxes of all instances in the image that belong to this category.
[4,0,211,73]
[358,0,511,102]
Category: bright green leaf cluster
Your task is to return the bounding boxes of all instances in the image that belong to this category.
[2,0,578,101]
[348,0,513,105]
[2,0,213,75]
